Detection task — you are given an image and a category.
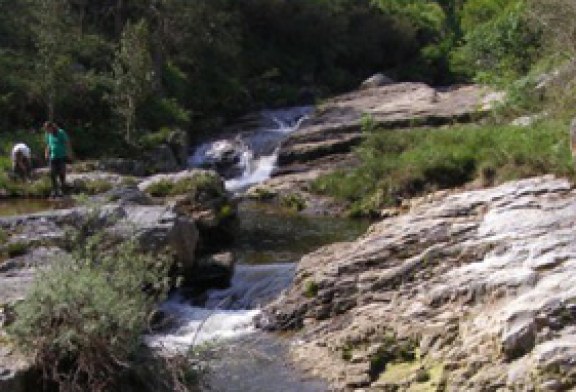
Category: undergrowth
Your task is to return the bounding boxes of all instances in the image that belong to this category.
[7,229,198,392]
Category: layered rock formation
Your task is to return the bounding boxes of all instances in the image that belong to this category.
[261,176,576,391]
[276,83,503,172]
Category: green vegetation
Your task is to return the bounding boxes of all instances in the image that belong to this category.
[78,178,114,195]
[312,119,573,216]
[144,172,225,200]
[0,0,570,158]
[280,193,307,212]
[0,0,547,154]
[4,241,29,258]
[7,234,196,391]
[304,280,319,298]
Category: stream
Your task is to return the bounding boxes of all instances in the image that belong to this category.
[147,108,369,391]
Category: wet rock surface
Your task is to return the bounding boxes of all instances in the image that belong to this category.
[261,175,576,391]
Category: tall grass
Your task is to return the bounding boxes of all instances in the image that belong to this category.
[311,120,573,216]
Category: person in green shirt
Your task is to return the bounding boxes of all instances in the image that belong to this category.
[44,121,74,197]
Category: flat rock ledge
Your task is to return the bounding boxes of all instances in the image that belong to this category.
[260,175,576,391]
[277,83,503,171]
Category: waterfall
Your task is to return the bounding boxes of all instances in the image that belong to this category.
[188,106,312,192]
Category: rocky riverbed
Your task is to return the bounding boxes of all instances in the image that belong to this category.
[260,175,576,391]
[0,168,235,391]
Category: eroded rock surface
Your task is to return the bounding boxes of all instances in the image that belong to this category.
[261,176,576,391]
[277,83,503,170]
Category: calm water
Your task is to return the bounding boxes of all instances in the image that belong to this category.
[232,200,370,265]
[0,198,71,216]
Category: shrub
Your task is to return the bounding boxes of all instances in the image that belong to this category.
[280,193,306,212]
[304,280,319,298]
[74,178,114,195]
[145,172,225,201]
[7,234,194,392]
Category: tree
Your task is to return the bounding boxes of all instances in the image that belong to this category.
[31,0,75,121]
[110,20,153,144]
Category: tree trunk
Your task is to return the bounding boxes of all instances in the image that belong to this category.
[115,0,124,38]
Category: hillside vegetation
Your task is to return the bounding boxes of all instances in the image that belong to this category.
[0,0,562,156]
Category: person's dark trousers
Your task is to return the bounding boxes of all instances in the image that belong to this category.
[49,157,67,195]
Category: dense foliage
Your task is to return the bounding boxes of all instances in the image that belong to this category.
[0,0,539,154]
[0,0,572,156]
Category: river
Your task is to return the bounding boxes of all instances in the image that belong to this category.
[147,107,368,391]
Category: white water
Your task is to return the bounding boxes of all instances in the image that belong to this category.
[188,106,312,193]
[146,264,296,352]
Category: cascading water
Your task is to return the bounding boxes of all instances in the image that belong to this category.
[148,106,366,391]
[145,264,295,352]
[188,106,312,192]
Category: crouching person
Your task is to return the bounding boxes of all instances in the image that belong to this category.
[11,143,32,181]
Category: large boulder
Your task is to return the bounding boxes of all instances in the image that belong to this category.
[166,129,189,167]
[190,138,248,179]
[98,158,147,177]
[138,169,236,253]
[97,143,182,177]
[143,144,181,173]
[106,205,199,280]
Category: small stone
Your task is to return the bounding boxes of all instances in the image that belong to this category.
[502,318,537,360]
[540,379,564,391]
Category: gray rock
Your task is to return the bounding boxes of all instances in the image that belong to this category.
[501,317,537,359]
[107,205,199,280]
[103,185,153,205]
[166,129,189,167]
[360,73,394,89]
[98,158,147,177]
[144,144,181,173]
[261,176,576,390]
[277,83,502,169]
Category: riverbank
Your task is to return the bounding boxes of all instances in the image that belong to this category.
[1,78,574,391]
[261,175,576,390]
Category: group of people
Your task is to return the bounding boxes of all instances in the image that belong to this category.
[11,121,73,197]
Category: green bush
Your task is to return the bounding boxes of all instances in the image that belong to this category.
[145,172,225,201]
[73,178,114,195]
[7,234,193,391]
[304,280,319,298]
[312,119,574,216]
[280,193,306,212]
[0,174,52,198]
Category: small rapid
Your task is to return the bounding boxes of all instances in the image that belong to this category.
[146,264,294,351]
